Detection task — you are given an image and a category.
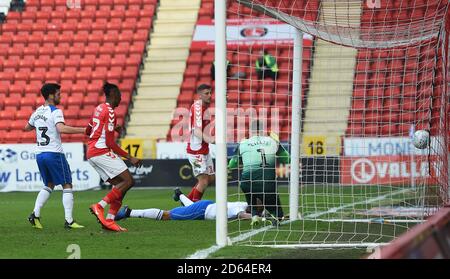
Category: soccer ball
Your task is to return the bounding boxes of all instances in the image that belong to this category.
[413,130,430,149]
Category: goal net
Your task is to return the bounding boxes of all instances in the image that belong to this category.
[217,0,450,248]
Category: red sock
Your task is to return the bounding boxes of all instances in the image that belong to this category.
[102,187,123,205]
[191,188,204,202]
[187,184,198,201]
[107,199,122,219]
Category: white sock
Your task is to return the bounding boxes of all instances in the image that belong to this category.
[98,200,107,208]
[180,194,194,206]
[63,189,74,224]
[33,187,52,217]
[106,214,115,220]
[130,209,163,220]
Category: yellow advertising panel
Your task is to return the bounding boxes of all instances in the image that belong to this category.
[121,138,144,159]
[303,135,327,156]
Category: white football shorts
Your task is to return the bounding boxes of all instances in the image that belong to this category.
[187,153,215,177]
[88,152,129,182]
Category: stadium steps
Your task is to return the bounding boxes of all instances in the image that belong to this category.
[302,1,361,155]
[127,0,201,157]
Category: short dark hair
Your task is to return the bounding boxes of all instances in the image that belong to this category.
[197,84,212,93]
[41,83,61,100]
[103,81,120,97]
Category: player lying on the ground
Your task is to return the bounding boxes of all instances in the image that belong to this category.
[114,188,271,224]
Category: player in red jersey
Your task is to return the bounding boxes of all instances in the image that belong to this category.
[185,84,215,202]
[86,82,141,232]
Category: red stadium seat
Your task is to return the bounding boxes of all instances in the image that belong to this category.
[0,109,15,121]
[107,67,122,80]
[122,20,138,32]
[84,94,99,106]
[16,108,33,120]
[110,9,126,20]
[3,130,22,143]
[0,121,9,132]
[129,41,146,55]
[126,54,142,67]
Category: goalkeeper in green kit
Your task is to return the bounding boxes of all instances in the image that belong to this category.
[227,120,290,222]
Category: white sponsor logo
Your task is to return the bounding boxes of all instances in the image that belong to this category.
[344,137,438,157]
[366,0,381,8]
[351,158,376,184]
[350,157,432,184]
[128,165,153,178]
[108,123,114,132]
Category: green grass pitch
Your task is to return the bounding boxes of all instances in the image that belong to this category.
[0,186,416,259]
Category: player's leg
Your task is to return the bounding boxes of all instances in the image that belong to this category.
[88,153,130,231]
[48,153,84,228]
[100,175,124,221]
[130,208,166,220]
[173,187,195,206]
[269,70,278,81]
[188,174,209,202]
[179,193,194,207]
[187,154,214,201]
[115,205,171,221]
[262,181,283,219]
[240,180,261,216]
[257,69,263,80]
[170,200,213,220]
[101,170,134,225]
[29,153,54,229]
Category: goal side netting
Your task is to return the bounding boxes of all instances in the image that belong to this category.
[216,0,449,248]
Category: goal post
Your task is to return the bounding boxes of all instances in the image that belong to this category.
[289,27,302,222]
[215,0,450,249]
[215,0,229,247]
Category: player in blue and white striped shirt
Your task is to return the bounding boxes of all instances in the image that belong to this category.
[24,83,87,229]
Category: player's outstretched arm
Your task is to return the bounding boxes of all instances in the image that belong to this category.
[276,145,290,164]
[227,145,240,169]
[56,123,86,134]
[237,211,252,220]
[104,124,141,167]
[23,123,35,132]
[193,128,215,144]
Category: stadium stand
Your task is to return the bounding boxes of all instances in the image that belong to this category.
[168,0,318,143]
[347,1,446,137]
[126,0,201,158]
[0,0,157,144]
[0,0,12,23]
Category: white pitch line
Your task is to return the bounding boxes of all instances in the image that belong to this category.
[186,225,279,259]
[185,188,412,259]
[304,188,411,218]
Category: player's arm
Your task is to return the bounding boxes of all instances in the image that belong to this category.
[56,123,86,134]
[192,104,215,144]
[227,145,240,169]
[237,211,252,220]
[193,126,215,144]
[85,121,93,136]
[24,123,35,132]
[276,144,290,164]
[52,109,86,134]
[104,115,141,166]
[271,132,290,164]
[24,112,35,131]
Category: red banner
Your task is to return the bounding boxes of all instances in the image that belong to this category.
[340,156,438,185]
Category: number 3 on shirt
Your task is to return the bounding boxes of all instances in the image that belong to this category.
[38,127,50,146]
[90,118,100,138]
